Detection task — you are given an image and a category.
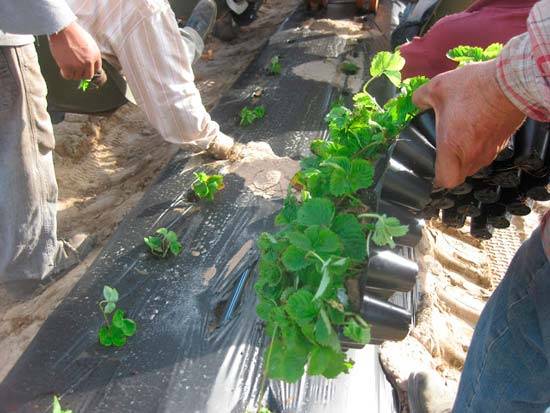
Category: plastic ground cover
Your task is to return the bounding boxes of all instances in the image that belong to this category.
[0,5,412,412]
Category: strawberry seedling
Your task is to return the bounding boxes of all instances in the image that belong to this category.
[52,396,72,413]
[192,171,224,201]
[144,228,183,257]
[268,55,281,75]
[340,61,359,75]
[254,49,427,386]
[98,286,137,347]
[447,43,503,66]
[78,79,91,92]
[240,106,266,126]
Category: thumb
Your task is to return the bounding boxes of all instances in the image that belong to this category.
[412,83,434,111]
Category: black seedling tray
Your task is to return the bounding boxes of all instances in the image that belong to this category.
[360,248,418,293]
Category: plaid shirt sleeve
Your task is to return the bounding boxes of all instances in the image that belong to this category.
[496,0,550,121]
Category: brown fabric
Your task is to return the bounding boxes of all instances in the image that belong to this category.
[0,44,60,282]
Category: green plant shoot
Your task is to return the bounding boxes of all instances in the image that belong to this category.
[192,171,224,201]
[268,55,281,75]
[52,396,72,413]
[254,49,420,387]
[447,43,503,66]
[78,79,91,92]
[240,106,266,126]
[144,228,183,257]
[98,286,137,347]
[340,61,359,75]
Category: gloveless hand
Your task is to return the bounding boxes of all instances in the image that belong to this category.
[412,59,525,188]
[48,21,102,80]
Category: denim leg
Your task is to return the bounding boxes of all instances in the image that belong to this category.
[453,227,550,413]
[0,44,61,282]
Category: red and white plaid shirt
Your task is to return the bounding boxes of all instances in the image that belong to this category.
[496,0,550,258]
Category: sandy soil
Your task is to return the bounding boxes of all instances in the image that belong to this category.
[0,0,300,382]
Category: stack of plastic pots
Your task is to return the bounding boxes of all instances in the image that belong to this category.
[347,125,436,347]
[414,112,550,240]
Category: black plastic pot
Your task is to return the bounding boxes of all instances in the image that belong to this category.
[359,293,412,342]
[441,207,466,229]
[495,136,515,162]
[471,166,493,179]
[490,168,522,188]
[429,191,455,210]
[376,199,423,247]
[377,159,433,211]
[455,194,482,218]
[520,173,550,201]
[410,110,436,146]
[449,181,473,196]
[389,127,436,179]
[514,120,550,173]
[360,249,418,293]
[483,203,512,229]
[473,184,501,204]
[470,214,493,240]
[418,205,440,220]
[500,188,533,216]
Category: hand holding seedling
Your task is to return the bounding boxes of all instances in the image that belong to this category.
[413,51,525,188]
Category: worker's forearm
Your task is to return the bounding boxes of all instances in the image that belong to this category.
[113,4,222,150]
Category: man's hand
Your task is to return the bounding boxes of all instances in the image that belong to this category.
[48,22,101,81]
[413,60,525,188]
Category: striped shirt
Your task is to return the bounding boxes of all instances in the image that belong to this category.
[66,0,221,151]
[496,0,550,258]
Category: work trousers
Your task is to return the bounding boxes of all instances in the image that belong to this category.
[0,44,61,282]
[453,227,550,412]
[0,1,206,282]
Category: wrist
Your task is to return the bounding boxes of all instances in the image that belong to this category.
[49,21,77,40]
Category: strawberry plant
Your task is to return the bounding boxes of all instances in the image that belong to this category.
[98,286,137,347]
[78,79,90,92]
[447,43,503,66]
[268,55,282,75]
[192,171,224,201]
[144,228,183,257]
[340,61,359,75]
[52,396,71,413]
[254,50,428,388]
[240,106,266,126]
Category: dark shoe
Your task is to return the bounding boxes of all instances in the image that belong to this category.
[38,233,96,288]
[408,372,454,413]
[186,0,217,40]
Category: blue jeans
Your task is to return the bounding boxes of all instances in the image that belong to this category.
[453,227,550,412]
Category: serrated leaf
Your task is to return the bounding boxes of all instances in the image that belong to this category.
[257,299,276,321]
[353,91,379,110]
[286,290,318,325]
[275,192,299,226]
[349,159,374,191]
[110,326,127,347]
[329,168,351,196]
[104,302,116,314]
[259,258,283,286]
[286,231,312,251]
[282,245,310,271]
[307,346,349,378]
[332,214,366,260]
[314,308,341,351]
[297,198,335,227]
[103,286,119,303]
[370,51,405,86]
[122,319,137,337]
[305,226,341,253]
[112,309,125,328]
[343,318,371,344]
[267,338,308,382]
[371,215,409,248]
[98,325,112,347]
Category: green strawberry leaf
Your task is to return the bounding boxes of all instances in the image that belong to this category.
[297,198,335,227]
[343,318,371,344]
